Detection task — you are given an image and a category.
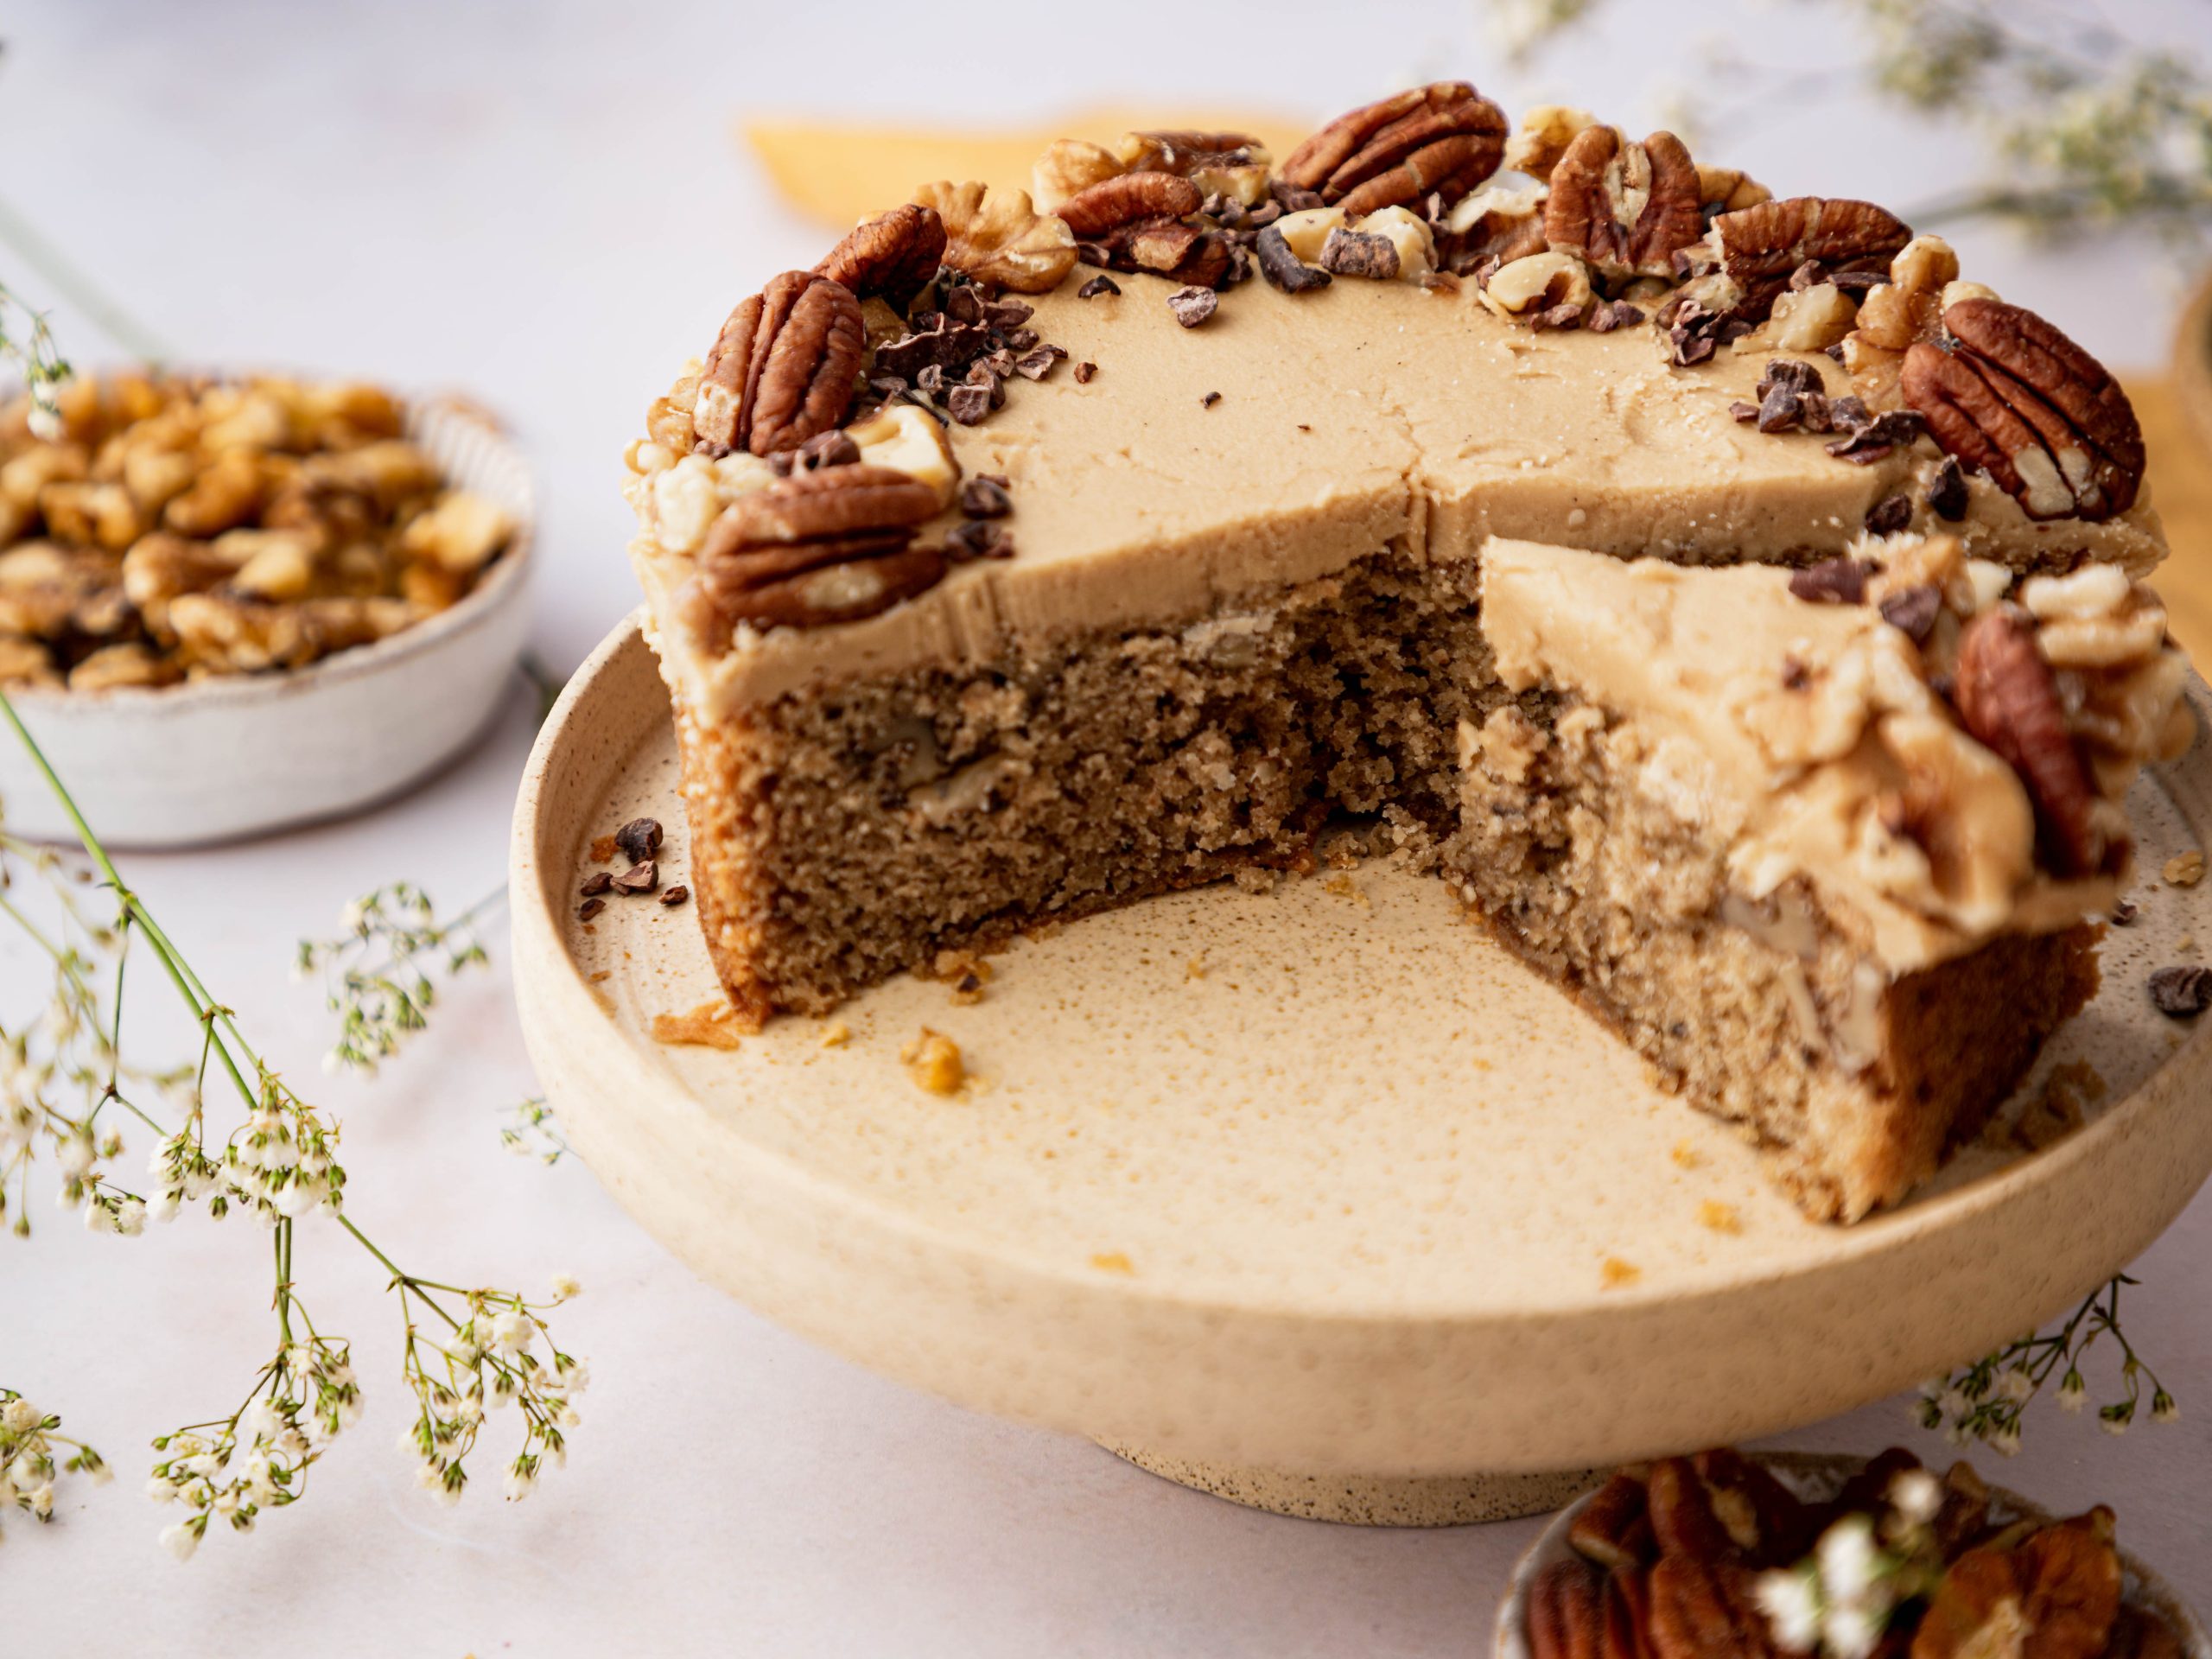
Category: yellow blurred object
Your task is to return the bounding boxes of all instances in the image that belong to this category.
[2132,373,2212,663]
[743,110,1309,227]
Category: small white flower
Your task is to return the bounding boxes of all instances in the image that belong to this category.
[29,1481,53,1516]
[2056,1371,2088,1413]
[146,1476,178,1504]
[1994,1366,2035,1404]
[149,1192,181,1224]
[55,1133,94,1181]
[550,1273,581,1303]
[114,1198,147,1236]
[1823,1600,1885,1659]
[489,1310,534,1355]
[1752,1570,1821,1652]
[2101,1413,2130,1437]
[26,404,60,442]
[1986,1423,2022,1458]
[2,1399,39,1435]
[503,1459,537,1503]
[158,1520,200,1562]
[1815,1515,1880,1601]
[241,1401,282,1442]
[1936,1386,1971,1421]
[2152,1392,2181,1425]
[1888,1467,1942,1528]
[555,1357,590,1396]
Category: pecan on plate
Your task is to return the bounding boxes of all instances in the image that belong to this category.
[695,271,866,458]
[1280,81,1508,217]
[1570,1471,1656,1569]
[913,180,1077,295]
[1902,298,2145,523]
[1543,126,1702,282]
[1909,1510,2123,1659]
[1693,1446,1816,1567]
[1705,196,1910,320]
[679,464,949,635]
[816,204,947,309]
[1529,1558,1611,1659]
[1953,607,2117,876]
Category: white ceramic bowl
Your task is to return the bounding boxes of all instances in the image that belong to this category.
[0,397,534,849]
[1493,1452,2208,1659]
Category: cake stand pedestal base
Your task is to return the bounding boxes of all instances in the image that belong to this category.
[1104,1446,1600,1526]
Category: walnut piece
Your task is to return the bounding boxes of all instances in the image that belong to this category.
[913,180,1077,295]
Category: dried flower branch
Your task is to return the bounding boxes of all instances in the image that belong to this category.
[0,276,73,440]
[499,1096,572,1166]
[0,1389,110,1539]
[0,690,587,1558]
[296,883,499,1075]
[1914,1274,2177,1454]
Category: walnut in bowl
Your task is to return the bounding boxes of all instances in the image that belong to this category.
[0,372,533,848]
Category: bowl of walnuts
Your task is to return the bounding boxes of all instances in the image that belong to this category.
[1497,1446,2203,1659]
[0,370,532,847]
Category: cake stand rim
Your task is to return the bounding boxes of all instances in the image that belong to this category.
[510,611,2212,1474]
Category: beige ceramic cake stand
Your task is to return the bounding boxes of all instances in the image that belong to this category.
[512,613,2212,1526]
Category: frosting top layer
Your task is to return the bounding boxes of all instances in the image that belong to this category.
[630,276,2164,718]
[1476,537,2187,969]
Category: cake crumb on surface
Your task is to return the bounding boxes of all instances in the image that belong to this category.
[819,1020,852,1049]
[901,1027,966,1096]
[2165,850,2205,887]
[1232,868,1280,896]
[1320,872,1370,908]
[1599,1256,1642,1289]
[1185,953,1207,981]
[651,1001,746,1051]
[1696,1200,1742,1235]
[1669,1141,1703,1169]
[1090,1251,1135,1275]
[589,833,620,863]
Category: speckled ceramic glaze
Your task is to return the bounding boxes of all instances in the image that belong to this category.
[511,615,2212,1523]
[0,398,533,849]
[1494,1452,2209,1655]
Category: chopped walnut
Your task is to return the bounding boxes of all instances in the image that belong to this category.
[0,372,512,690]
[900,1027,967,1095]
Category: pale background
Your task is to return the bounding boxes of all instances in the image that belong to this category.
[5,2,2210,1653]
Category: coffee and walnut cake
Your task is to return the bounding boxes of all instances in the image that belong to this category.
[620,85,2190,1220]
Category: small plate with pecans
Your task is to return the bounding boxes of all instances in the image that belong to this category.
[0,371,533,847]
[1497,1447,2206,1659]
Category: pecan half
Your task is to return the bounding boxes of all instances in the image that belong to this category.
[1570,1472,1656,1569]
[816,204,947,309]
[1910,1511,2121,1659]
[706,465,941,548]
[686,539,947,633]
[1057,171,1203,239]
[1543,126,1702,281]
[1648,1556,1773,1659]
[1530,1559,1611,1659]
[682,465,948,637]
[1954,607,2117,876]
[1902,298,2144,522]
[695,271,866,457]
[1280,81,1507,217]
[1706,196,1910,320]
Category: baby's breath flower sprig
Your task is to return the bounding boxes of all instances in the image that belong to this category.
[1753,1467,1946,1659]
[499,1095,573,1166]
[0,276,73,440]
[385,1273,587,1507]
[1914,1273,2177,1454]
[0,690,587,1556]
[296,882,501,1075]
[0,831,191,1240]
[0,1389,111,1541]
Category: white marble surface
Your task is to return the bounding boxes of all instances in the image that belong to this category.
[5,3,2209,1652]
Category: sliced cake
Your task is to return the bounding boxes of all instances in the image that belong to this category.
[617,85,2181,1217]
[1455,535,2190,1218]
